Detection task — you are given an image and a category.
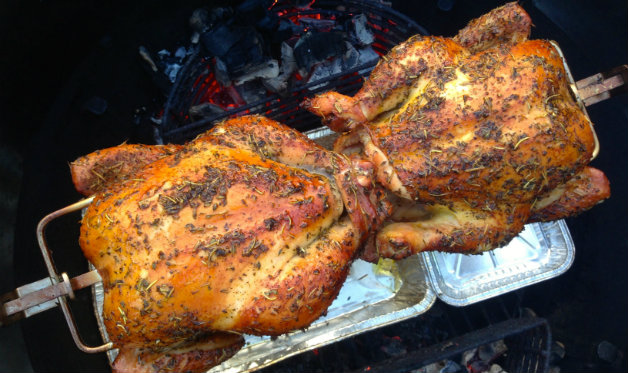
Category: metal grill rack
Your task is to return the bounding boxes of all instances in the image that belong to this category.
[157,0,428,144]
[260,292,552,373]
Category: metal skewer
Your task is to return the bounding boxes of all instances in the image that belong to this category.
[575,64,628,106]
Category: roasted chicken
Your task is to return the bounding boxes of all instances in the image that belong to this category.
[305,2,610,260]
[72,115,388,373]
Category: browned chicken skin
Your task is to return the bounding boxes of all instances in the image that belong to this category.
[305,2,609,260]
[74,116,388,373]
[452,1,532,53]
[70,143,182,196]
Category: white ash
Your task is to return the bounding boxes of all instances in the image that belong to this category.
[164,64,182,83]
[306,57,343,90]
[356,46,380,73]
[153,47,192,83]
[189,8,209,33]
[352,14,375,46]
[138,46,158,72]
[262,42,297,94]
[214,57,231,86]
[306,43,380,91]
[410,360,462,373]
[234,59,280,85]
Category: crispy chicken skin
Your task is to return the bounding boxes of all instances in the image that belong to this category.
[305,2,609,259]
[75,116,388,373]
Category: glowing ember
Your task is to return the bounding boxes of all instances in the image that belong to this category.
[184,0,380,119]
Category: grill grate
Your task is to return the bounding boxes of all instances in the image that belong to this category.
[157,0,427,144]
[258,291,552,373]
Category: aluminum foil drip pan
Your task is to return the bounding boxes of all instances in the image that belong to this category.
[421,220,575,306]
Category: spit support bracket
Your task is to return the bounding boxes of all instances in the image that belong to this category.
[0,196,114,353]
[574,64,628,107]
[570,64,627,161]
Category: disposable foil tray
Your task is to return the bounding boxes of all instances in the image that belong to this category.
[421,220,575,306]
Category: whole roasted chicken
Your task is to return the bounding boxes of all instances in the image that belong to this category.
[305,2,610,261]
[71,116,388,373]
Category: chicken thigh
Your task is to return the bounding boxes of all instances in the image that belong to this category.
[305,2,609,260]
[73,115,388,372]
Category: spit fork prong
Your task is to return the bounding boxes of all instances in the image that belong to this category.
[34,196,113,353]
[0,196,113,353]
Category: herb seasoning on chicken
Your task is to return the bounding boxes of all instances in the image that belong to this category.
[73,116,389,373]
[305,2,609,261]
